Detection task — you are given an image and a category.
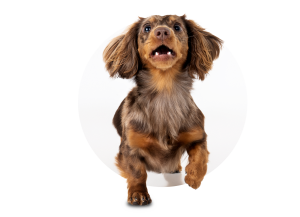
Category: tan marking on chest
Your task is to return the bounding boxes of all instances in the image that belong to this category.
[127,128,157,149]
[177,127,204,146]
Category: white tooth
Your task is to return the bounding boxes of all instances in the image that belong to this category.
[155,52,159,56]
[168,51,171,55]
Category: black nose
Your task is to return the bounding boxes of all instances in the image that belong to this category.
[154,27,171,40]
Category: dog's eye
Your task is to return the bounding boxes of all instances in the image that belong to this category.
[174,25,181,31]
[144,26,151,33]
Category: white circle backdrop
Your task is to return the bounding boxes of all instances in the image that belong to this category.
[79,31,247,187]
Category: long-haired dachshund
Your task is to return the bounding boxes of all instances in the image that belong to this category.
[103,15,222,205]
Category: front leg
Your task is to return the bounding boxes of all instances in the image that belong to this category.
[185,139,209,189]
[126,159,151,205]
[115,142,151,205]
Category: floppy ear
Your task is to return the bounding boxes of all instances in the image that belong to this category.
[103,19,143,79]
[183,16,223,80]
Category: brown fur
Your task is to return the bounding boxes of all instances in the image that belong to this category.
[103,15,223,205]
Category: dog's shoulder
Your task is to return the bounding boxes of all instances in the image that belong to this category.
[113,98,126,137]
[112,86,141,137]
[126,86,139,108]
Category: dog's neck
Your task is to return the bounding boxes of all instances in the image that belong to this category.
[135,68,193,97]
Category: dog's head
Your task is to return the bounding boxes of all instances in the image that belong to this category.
[103,15,223,80]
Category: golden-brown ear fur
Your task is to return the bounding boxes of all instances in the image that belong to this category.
[103,19,143,79]
[183,16,223,80]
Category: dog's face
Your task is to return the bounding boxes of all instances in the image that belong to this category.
[103,15,222,80]
[137,15,189,71]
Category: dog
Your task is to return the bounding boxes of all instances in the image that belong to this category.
[103,15,222,205]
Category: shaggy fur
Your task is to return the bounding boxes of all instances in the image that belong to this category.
[103,15,222,205]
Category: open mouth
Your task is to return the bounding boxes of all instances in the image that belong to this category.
[151,45,175,58]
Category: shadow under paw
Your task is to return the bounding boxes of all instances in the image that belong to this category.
[170,170,180,174]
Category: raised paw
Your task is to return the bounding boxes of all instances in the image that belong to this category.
[128,192,152,206]
[184,164,205,189]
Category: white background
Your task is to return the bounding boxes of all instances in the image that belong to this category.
[79,44,247,187]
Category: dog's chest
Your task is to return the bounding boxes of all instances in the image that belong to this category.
[133,70,195,144]
[144,88,192,141]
